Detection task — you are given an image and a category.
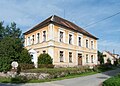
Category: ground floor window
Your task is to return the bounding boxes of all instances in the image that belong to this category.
[91,55,94,63]
[60,51,64,62]
[69,52,72,63]
[86,54,88,63]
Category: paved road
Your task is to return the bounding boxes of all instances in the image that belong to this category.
[0,68,120,86]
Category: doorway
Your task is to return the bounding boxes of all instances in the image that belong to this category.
[78,53,82,65]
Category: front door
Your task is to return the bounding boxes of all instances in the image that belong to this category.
[78,53,82,65]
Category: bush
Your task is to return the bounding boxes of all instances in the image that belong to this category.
[38,53,52,64]
[103,74,120,86]
[11,75,28,83]
[38,64,54,68]
[19,63,35,70]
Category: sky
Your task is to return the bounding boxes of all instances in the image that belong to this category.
[0,0,120,54]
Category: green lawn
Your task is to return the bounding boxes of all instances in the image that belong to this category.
[103,73,120,86]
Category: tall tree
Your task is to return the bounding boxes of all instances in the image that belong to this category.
[0,22,32,72]
[98,51,105,64]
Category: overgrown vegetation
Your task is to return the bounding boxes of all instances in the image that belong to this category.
[38,53,54,68]
[0,22,32,72]
[103,73,120,86]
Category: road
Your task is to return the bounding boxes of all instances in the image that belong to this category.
[0,68,120,86]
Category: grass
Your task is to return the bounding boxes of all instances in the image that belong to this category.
[103,73,120,86]
[0,65,117,83]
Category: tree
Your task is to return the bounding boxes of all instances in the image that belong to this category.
[0,22,4,40]
[0,22,32,72]
[98,51,105,64]
[38,53,52,64]
[19,49,32,64]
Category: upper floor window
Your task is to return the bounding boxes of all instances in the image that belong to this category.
[37,33,40,43]
[32,35,34,44]
[28,37,30,45]
[43,31,46,42]
[69,34,72,44]
[91,55,94,63]
[60,51,64,62]
[86,54,88,63]
[69,52,72,63]
[86,39,88,48]
[91,41,93,49]
[78,37,81,46]
[60,31,63,42]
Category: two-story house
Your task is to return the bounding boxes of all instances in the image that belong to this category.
[24,15,98,68]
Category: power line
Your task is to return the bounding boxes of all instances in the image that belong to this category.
[83,11,120,28]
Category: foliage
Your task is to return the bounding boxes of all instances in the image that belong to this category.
[0,57,11,72]
[19,63,35,70]
[11,75,29,83]
[38,53,52,64]
[103,73,120,86]
[19,49,32,64]
[0,22,32,72]
[98,51,105,64]
[107,58,111,65]
[38,64,54,68]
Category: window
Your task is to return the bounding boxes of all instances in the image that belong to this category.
[69,34,72,44]
[91,41,93,49]
[86,54,88,63]
[60,51,64,62]
[28,37,30,45]
[86,40,88,48]
[43,31,46,42]
[78,37,81,46]
[60,31,63,42]
[91,55,93,63]
[69,52,72,63]
[37,33,40,43]
[43,50,46,54]
[32,35,34,44]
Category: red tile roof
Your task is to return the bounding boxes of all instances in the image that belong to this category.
[24,15,98,39]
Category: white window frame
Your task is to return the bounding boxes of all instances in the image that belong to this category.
[42,30,47,42]
[86,54,89,63]
[36,33,40,44]
[27,36,31,45]
[91,40,94,49]
[85,38,89,48]
[68,32,74,45]
[59,51,64,62]
[69,52,73,63]
[58,28,65,43]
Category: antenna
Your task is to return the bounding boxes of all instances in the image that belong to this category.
[64,9,65,18]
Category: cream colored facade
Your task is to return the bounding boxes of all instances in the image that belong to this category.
[24,16,98,67]
[103,51,116,65]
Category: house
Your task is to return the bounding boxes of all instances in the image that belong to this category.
[103,51,117,65]
[24,15,98,68]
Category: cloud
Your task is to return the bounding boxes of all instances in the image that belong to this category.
[98,40,120,54]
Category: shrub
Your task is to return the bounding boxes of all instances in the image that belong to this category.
[11,75,28,83]
[38,64,54,68]
[19,63,35,70]
[38,53,52,64]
